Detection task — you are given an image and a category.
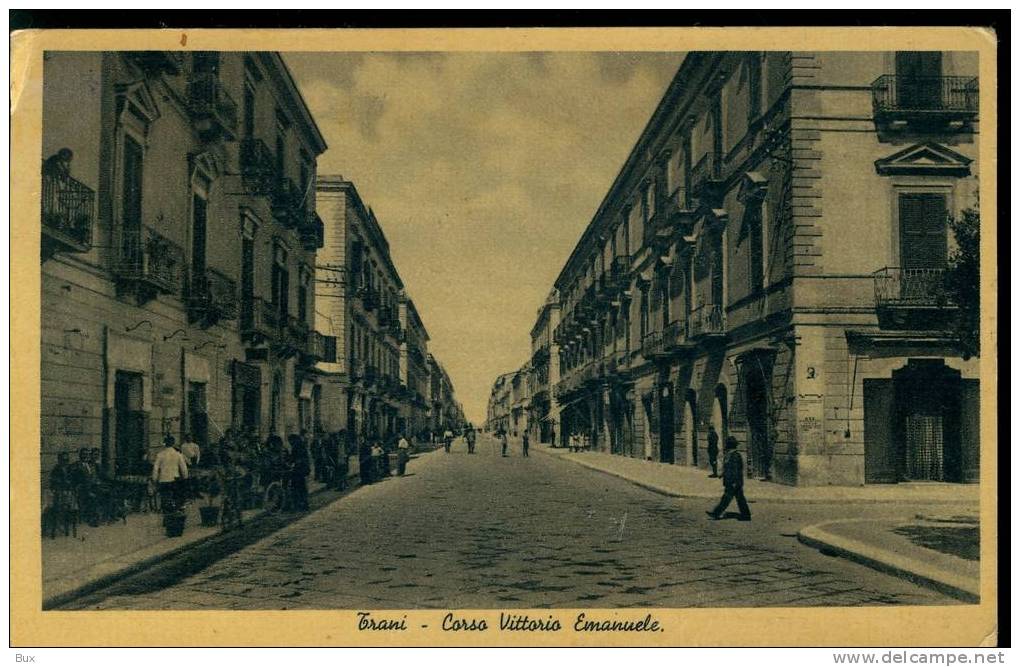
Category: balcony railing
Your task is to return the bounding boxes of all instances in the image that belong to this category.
[641,330,664,358]
[872,75,978,121]
[286,315,310,354]
[306,330,337,363]
[240,296,276,343]
[187,72,238,140]
[662,319,692,352]
[240,137,276,195]
[188,268,239,326]
[114,226,184,297]
[873,267,953,308]
[299,212,325,251]
[689,304,726,339]
[126,51,185,76]
[42,169,95,255]
[361,287,378,311]
[271,176,304,228]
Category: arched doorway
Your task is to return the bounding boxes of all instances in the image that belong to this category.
[658,384,675,464]
[894,360,962,482]
[684,391,698,466]
[744,364,773,480]
[712,385,728,442]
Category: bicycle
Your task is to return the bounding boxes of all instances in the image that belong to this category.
[262,462,294,514]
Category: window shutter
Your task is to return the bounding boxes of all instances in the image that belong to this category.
[899,194,947,269]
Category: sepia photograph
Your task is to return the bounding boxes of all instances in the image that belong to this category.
[10,23,999,648]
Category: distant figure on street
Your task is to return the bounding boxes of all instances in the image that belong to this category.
[288,434,310,511]
[151,435,189,515]
[443,429,453,453]
[706,424,720,478]
[465,427,476,454]
[522,431,530,458]
[181,432,201,467]
[707,436,751,522]
[396,433,410,475]
[359,440,373,485]
[499,430,509,457]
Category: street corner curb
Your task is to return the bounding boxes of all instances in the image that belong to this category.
[797,520,980,603]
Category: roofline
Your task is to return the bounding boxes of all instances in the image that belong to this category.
[264,53,328,156]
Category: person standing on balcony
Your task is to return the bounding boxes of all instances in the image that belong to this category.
[707,436,751,522]
[42,148,73,178]
[706,424,720,478]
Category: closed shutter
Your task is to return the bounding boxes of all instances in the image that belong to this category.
[899,193,947,270]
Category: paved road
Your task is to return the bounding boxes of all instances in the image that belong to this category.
[81,434,956,609]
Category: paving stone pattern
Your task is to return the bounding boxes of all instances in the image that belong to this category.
[85,435,955,610]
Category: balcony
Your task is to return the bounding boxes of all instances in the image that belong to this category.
[240,296,276,343]
[187,268,239,327]
[873,267,958,330]
[114,226,184,302]
[641,330,665,360]
[348,358,364,381]
[662,319,694,354]
[286,315,310,355]
[361,287,378,312]
[240,137,276,195]
[690,154,725,207]
[364,364,379,386]
[271,176,304,228]
[187,72,238,141]
[126,51,185,76]
[299,212,325,251]
[609,254,631,286]
[872,75,978,129]
[688,304,726,340]
[41,169,95,257]
[304,330,337,364]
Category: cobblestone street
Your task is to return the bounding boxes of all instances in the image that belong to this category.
[78,435,958,610]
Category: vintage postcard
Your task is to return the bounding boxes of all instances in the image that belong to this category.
[10,25,998,647]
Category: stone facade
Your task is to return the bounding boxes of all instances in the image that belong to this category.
[40,51,329,489]
[544,51,979,486]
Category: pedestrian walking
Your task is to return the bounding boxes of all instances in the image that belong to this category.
[181,432,201,467]
[151,435,189,515]
[522,431,530,457]
[396,433,410,475]
[500,430,509,457]
[707,436,751,521]
[443,429,453,453]
[706,424,720,478]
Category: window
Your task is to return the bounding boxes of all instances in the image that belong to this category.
[122,135,144,234]
[297,270,309,323]
[661,275,671,325]
[748,53,762,123]
[243,80,256,139]
[898,193,948,269]
[191,190,208,279]
[640,287,650,339]
[748,200,765,293]
[711,97,723,178]
[895,52,944,109]
[271,245,289,319]
[711,236,724,306]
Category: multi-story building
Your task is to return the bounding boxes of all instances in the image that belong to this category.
[486,372,514,434]
[509,365,531,437]
[398,294,431,440]
[551,51,979,486]
[314,176,407,442]
[424,354,462,436]
[527,289,562,444]
[40,50,330,484]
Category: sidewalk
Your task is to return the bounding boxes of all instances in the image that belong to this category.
[42,475,336,607]
[537,444,980,504]
[798,515,980,602]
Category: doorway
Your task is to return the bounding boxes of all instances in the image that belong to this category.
[658,385,675,464]
[745,363,773,480]
[684,391,698,466]
[894,360,962,482]
[895,52,944,109]
[113,370,145,475]
[186,381,209,449]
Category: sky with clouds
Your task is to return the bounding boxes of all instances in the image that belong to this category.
[284,51,685,424]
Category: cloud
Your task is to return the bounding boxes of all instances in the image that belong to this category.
[284,51,684,423]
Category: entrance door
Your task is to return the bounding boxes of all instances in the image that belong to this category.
[684,395,698,466]
[895,52,943,109]
[745,367,772,479]
[894,360,961,482]
[659,386,675,464]
[114,370,145,475]
[187,381,209,449]
[863,379,897,483]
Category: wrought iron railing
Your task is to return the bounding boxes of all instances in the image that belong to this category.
[872,75,979,116]
[307,330,337,363]
[126,51,185,75]
[286,315,310,353]
[271,176,303,227]
[689,304,725,337]
[189,268,239,322]
[114,226,184,294]
[662,319,688,350]
[240,296,276,340]
[240,137,276,193]
[299,212,325,251]
[42,169,95,252]
[873,267,953,307]
[641,330,663,357]
[187,72,238,136]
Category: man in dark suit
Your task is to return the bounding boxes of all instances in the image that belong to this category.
[707,436,751,521]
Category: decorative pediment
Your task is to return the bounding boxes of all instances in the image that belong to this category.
[737,171,769,203]
[114,80,161,129]
[874,142,973,177]
[190,149,224,182]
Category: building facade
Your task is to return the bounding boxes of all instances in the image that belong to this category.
[486,372,513,434]
[399,295,431,440]
[549,51,979,486]
[40,51,331,487]
[527,289,562,444]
